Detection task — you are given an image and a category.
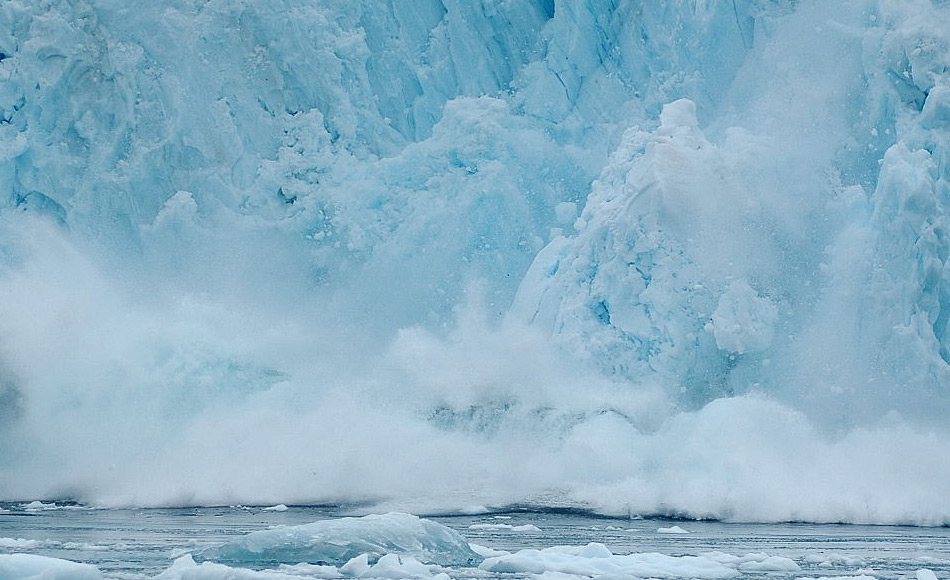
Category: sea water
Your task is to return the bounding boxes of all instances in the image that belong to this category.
[1,504,948,579]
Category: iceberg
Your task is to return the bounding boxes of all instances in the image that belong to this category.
[196,512,482,567]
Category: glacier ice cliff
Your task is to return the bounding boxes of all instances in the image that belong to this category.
[0,0,949,524]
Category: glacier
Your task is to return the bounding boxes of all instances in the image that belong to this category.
[0,0,949,524]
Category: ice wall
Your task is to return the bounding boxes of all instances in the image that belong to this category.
[0,0,949,524]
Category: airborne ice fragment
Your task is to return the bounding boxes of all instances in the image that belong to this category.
[196,512,482,567]
[0,553,103,580]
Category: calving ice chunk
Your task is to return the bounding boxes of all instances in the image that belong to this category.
[512,98,779,407]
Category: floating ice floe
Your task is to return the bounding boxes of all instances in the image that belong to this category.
[802,552,866,567]
[468,523,542,532]
[0,537,42,549]
[0,553,102,580]
[157,555,329,580]
[339,553,451,579]
[196,512,482,567]
[657,525,690,534]
[21,501,59,511]
[470,544,509,558]
[795,576,878,580]
[159,553,451,580]
[479,543,801,578]
[702,551,801,573]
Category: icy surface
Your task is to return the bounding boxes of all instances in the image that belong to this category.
[196,512,482,567]
[0,0,949,524]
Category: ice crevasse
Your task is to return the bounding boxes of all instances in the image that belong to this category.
[0,0,948,523]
